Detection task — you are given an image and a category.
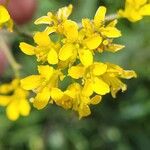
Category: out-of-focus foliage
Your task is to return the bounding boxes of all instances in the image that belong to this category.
[0,0,150,149]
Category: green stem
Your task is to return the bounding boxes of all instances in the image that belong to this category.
[14,25,33,40]
[0,35,21,77]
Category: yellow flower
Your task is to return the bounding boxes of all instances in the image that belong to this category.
[118,0,150,22]
[102,63,137,98]
[82,6,123,53]
[34,4,73,34]
[68,62,110,95]
[54,83,102,118]
[20,32,60,64]
[21,65,64,109]
[0,79,30,121]
[0,5,13,31]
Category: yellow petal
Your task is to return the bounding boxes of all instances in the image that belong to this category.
[57,4,73,20]
[0,5,10,24]
[128,10,142,22]
[19,42,35,55]
[14,88,28,99]
[55,95,72,109]
[65,83,80,98]
[63,20,78,42]
[79,49,93,67]
[79,104,91,119]
[82,18,92,30]
[101,27,121,38]
[90,95,102,105]
[44,26,56,35]
[92,62,107,76]
[59,44,74,61]
[93,77,110,95]
[11,79,20,89]
[107,19,118,27]
[118,9,142,22]
[107,44,125,52]
[109,77,127,98]
[121,70,137,79]
[48,49,58,64]
[34,15,52,25]
[94,6,106,27]
[51,88,63,101]
[82,80,93,96]
[0,84,12,94]
[68,66,84,79]
[6,103,19,121]
[38,65,54,80]
[140,4,150,16]
[0,79,19,94]
[33,87,51,109]
[34,32,51,46]
[84,34,102,50]
[19,99,31,116]
[21,75,43,90]
[0,96,10,106]
[135,0,147,6]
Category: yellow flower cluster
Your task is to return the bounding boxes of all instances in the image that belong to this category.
[0,79,31,121]
[0,5,13,31]
[19,5,136,118]
[118,0,150,22]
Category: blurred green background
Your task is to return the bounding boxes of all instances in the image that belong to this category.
[0,0,150,149]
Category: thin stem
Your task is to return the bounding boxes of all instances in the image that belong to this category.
[1,26,33,40]
[78,13,118,28]
[105,13,118,22]
[14,25,33,40]
[0,35,21,77]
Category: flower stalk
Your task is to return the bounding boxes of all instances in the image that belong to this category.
[0,35,21,77]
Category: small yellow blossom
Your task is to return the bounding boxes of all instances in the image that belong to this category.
[102,63,137,98]
[21,65,64,109]
[34,4,73,34]
[0,5,13,31]
[20,32,61,64]
[118,0,150,22]
[54,83,102,118]
[82,6,123,53]
[68,62,110,95]
[0,79,30,121]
